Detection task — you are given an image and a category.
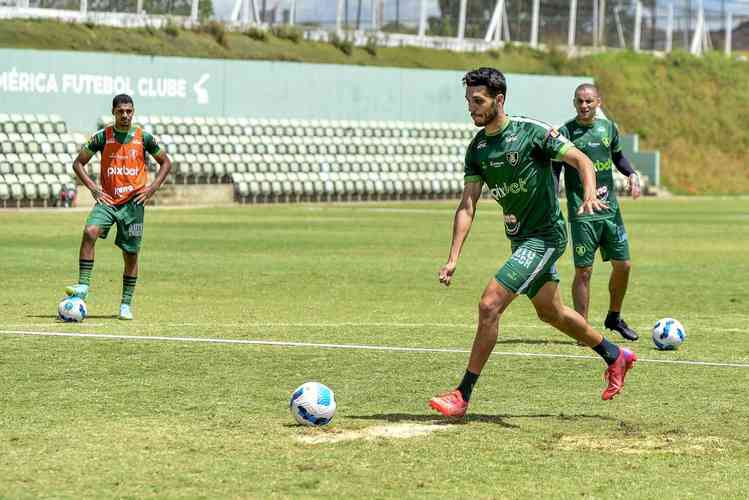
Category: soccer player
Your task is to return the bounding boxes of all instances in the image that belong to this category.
[429,68,636,418]
[64,94,172,320]
[556,84,640,342]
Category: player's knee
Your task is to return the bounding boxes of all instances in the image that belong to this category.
[83,225,101,241]
[575,267,593,283]
[613,260,631,273]
[478,299,501,321]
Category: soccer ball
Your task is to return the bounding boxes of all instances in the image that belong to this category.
[289,382,336,427]
[652,318,686,350]
[58,297,87,322]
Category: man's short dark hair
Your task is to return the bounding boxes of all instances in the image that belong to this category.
[112,94,134,108]
[463,67,507,98]
[574,83,599,97]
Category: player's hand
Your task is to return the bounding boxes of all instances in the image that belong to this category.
[134,185,156,205]
[438,262,457,287]
[91,188,115,206]
[577,198,608,215]
[629,174,641,200]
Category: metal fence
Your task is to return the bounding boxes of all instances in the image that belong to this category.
[291,0,749,54]
[2,0,749,54]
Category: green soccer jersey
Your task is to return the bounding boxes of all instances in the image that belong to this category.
[84,126,162,157]
[558,117,621,222]
[464,116,573,241]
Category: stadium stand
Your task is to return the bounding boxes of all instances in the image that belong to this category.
[0,112,650,208]
[0,113,81,208]
[94,115,650,204]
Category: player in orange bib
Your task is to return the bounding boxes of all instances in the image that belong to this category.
[64,94,172,320]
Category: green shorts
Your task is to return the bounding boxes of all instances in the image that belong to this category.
[570,211,630,268]
[85,199,144,254]
[495,236,567,299]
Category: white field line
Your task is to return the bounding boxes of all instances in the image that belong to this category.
[2,330,749,369]
[4,321,747,333]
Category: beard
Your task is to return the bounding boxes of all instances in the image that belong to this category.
[474,102,499,126]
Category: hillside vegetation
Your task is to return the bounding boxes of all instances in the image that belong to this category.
[1,19,747,194]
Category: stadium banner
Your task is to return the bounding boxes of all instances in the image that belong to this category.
[0,48,592,132]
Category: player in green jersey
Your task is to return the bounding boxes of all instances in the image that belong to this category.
[64,94,172,320]
[557,84,641,342]
[429,68,636,417]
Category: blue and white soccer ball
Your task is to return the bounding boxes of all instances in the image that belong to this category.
[652,317,686,350]
[289,382,336,427]
[58,297,87,322]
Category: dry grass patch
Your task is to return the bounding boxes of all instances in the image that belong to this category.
[555,433,728,456]
[296,423,455,445]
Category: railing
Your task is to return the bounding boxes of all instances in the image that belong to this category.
[2,0,748,56]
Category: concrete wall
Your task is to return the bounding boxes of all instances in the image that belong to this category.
[0,48,592,132]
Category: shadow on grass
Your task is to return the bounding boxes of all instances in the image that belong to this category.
[495,338,578,346]
[27,314,119,320]
[348,412,622,429]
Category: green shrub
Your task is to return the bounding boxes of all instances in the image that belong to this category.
[162,18,179,38]
[271,25,302,43]
[199,20,228,48]
[244,26,268,42]
[364,35,377,56]
[329,33,353,56]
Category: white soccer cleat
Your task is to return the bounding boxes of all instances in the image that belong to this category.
[118,303,133,320]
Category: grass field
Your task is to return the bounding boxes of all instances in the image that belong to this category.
[1,197,748,499]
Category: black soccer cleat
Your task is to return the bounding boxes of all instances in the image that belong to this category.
[605,317,639,341]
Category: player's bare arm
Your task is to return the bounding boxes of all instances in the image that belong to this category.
[72,148,116,206]
[612,150,641,199]
[134,150,172,205]
[561,147,608,215]
[439,181,483,286]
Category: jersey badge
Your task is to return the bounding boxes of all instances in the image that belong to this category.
[506,151,519,166]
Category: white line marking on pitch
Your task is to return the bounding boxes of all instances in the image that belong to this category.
[6,321,747,333]
[2,330,749,369]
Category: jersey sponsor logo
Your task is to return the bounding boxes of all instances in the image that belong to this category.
[506,151,519,166]
[107,166,140,176]
[593,159,613,172]
[127,223,143,237]
[504,135,518,143]
[114,184,135,196]
[573,129,584,136]
[504,214,520,236]
[588,142,601,147]
[489,179,528,201]
[476,140,487,150]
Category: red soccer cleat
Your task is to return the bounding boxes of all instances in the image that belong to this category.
[602,348,637,400]
[429,389,468,417]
